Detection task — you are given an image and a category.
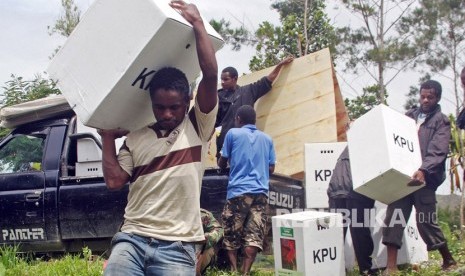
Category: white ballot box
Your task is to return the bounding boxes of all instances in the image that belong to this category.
[272,211,344,276]
[304,142,347,208]
[48,0,224,131]
[370,202,428,268]
[344,202,428,270]
[348,104,423,204]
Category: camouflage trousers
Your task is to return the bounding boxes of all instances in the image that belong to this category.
[221,193,267,251]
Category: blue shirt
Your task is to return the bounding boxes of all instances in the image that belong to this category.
[220,124,276,199]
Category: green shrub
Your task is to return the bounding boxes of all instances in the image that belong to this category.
[0,245,20,270]
[0,247,104,276]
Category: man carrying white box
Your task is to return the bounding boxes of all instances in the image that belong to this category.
[382,80,456,274]
[99,1,219,275]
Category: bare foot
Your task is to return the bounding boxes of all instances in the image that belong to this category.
[382,267,399,276]
[442,259,457,271]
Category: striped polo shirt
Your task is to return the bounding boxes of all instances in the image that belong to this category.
[118,99,217,242]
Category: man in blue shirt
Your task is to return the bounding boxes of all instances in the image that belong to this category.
[218,105,276,275]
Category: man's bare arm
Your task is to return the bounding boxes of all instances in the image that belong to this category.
[266,56,294,83]
[269,164,275,174]
[98,129,130,190]
[170,1,218,114]
[218,156,228,169]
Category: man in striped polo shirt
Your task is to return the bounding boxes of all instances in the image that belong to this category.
[98,1,218,275]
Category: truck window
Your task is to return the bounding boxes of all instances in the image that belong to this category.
[0,135,45,173]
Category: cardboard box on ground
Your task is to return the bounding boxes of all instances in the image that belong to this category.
[47,0,224,132]
[204,48,349,178]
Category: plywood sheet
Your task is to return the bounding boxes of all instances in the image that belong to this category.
[204,48,349,179]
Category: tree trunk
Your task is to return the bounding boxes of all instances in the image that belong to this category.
[378,0,386,103]
[461,184,464,239]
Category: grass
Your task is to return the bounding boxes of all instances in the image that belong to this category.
[1,207,465,275]
[0,247,104,276]
[0,243,463,276]
[204,254,275,276]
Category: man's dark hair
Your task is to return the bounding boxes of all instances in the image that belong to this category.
[222,67,238,79]
[420,80,442,100]
[236,105,256,125]
[149,67,190,102]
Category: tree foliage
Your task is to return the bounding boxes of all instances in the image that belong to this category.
[448,113,465,239]
[209,19,255,51]
[1,0,79,108]
[250,0,336,70]
[403,73,431,111]
[344,84,387,119]
[47,0,80,38]
[398,0,465,115]
[0,135,44,173]
[1,74,61,107]
[47,0,81,58]
[0,73,60,142]
[336,0,421,104]
[0,0,80,137]
[210,0,336,71]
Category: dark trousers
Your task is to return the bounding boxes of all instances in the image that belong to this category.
[329,196,375,272]
[382,187,446,251]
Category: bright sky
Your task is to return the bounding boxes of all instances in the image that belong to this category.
[0,0,460,114]
[0,0,460,194]
[0,0,278,94]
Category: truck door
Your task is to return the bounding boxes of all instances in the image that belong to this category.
[0,131,47,245]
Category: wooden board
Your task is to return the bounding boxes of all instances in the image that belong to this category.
[204,48,348,179]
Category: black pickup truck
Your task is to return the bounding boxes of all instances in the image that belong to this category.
[0,111,304,255]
